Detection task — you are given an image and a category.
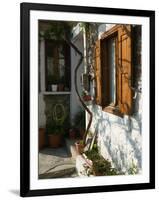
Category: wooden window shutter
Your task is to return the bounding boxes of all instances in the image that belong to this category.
[118,25,132,115]
[94,40,102,105]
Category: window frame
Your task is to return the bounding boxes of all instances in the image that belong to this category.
[101,26,121,116]
[95,25,132,117]
[45,39,71,91]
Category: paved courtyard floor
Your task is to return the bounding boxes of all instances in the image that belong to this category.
[39,145,78,179]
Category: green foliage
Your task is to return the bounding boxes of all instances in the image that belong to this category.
[39,22,72,40]
[85,146,119,176]
[78,140,84,145]
[46,122,64,135]
[79,22,90,34]
[87,130,94,137]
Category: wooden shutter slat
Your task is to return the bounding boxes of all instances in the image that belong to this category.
[94,40,102,105]
[118,25,132,115]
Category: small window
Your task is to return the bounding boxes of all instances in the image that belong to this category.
[45,40,71,92]
[95,25,132,116]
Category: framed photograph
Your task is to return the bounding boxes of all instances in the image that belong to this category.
[20,2,155,197]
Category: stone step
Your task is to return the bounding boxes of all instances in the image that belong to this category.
[39,163,76,179]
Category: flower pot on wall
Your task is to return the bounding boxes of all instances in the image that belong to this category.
[39,128,46,150]
[83,95,92,101]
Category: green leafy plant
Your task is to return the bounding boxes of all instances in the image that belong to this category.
[46,123,64,135]
[85,145,119,176]
[87,130,94,138]
[39,22,71,40]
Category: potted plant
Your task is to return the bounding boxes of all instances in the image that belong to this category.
[85,145,119,176]
[82,90,92,101]
[58,76,65,91]
[48,75,59,92]
[47,123,64,148]
[51,76,58,91]
[39,127,46,150]
[51,84,58,92]
[47,75,58,92]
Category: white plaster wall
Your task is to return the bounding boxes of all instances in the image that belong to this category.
[70,31,85,123]
[86,103,142,174]
[86,24,142,174]
[98,24,115,39]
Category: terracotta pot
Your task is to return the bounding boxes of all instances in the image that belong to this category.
[39,128,45,150]
[58,84,65,91]
[48,134,62,148]
[75,141,84,154]
[83,95,92,101]
[93,170,102,176]
[69,129,76,139]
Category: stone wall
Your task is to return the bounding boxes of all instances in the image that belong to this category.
[70,29,85,122]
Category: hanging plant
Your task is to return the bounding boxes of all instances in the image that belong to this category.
[39,21,74,41]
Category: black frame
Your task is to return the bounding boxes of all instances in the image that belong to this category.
[20,2,155,197]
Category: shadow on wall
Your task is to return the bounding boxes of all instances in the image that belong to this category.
[89,104,142,173]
